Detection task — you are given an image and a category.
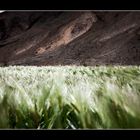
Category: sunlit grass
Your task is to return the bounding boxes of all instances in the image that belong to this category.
[0,66,140,129]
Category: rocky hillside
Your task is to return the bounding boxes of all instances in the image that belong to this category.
[0,11,140,66]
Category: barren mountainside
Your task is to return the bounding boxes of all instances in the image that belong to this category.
[0,11,140,66]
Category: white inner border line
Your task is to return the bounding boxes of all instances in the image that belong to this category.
[1,10,140,12]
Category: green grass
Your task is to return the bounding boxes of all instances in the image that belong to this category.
[0,66,140,129]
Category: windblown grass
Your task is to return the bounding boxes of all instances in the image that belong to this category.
[0,66,140,129]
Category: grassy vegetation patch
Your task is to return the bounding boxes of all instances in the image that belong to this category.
[0,66,140,129]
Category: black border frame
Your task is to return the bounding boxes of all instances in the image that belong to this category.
[0,0,140,10]
[0,130,140,139]
[0,0,140,139]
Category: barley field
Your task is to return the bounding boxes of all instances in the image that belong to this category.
[0,66,140,129]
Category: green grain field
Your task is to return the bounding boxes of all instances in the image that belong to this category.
[0,66,140,129]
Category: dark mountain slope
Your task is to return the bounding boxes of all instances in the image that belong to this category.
[0,11,140,66]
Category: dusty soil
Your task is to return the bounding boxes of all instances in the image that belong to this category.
[0,11,140,66]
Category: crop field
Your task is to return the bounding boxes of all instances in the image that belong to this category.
[0,66,140,129]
